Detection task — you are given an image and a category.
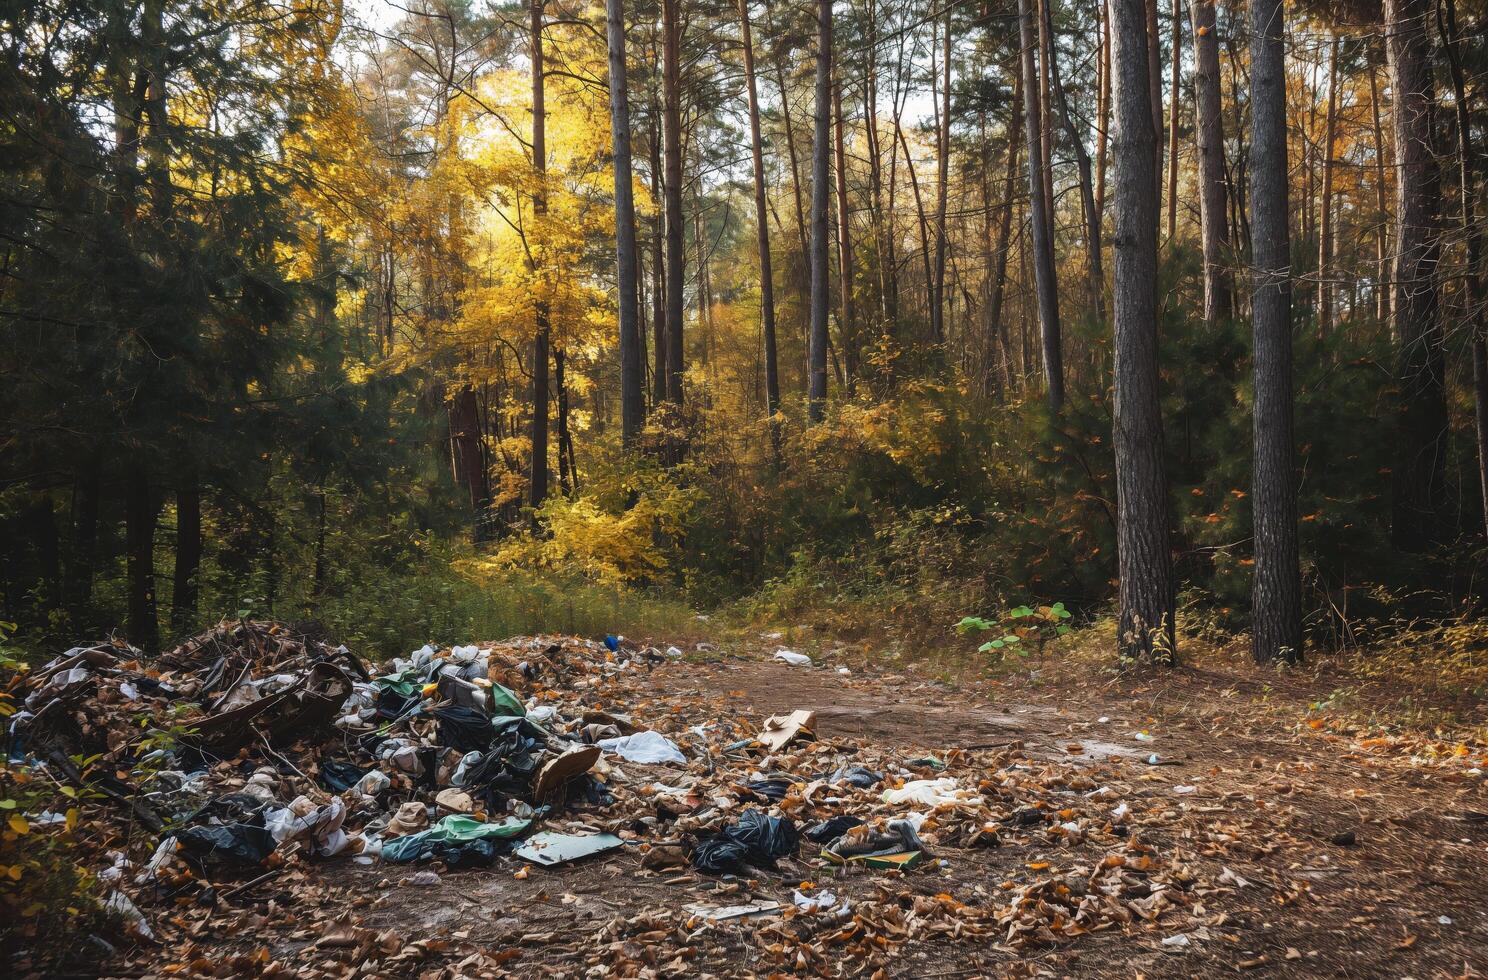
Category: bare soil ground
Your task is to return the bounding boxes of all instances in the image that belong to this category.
[94,636,1487,979]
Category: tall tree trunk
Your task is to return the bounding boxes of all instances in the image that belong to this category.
[1368,52,1390,326]
[1095,0,1112,225]
[662,0,686,406]
[125,463,159,651]
[1165,0,1180,243]
[1111,0,1176,663]
[530,0,551,508]
[1385,0,1448,549]
[1146,0,1163,216]
[649,118,667,405]
[608,0,644,446]
[1019,0,1064,413]
[66,452,101,616]
[863,0,892,334]
[1249,0,1303,663]
[1316,34,1339,336]
[1036,0,1055,245]
[739,0,781,450]
[774,52,812,281]
[171,484,201,632]
[897,126,936,334]
[1437,0,1488,542]
[1190,0,1232,327]
[556,348,574,495]
[808,0,832,422]
[1045,0,1106,324]
[987,73,1024,398]
[930,11,952,348]
[834,76,858,386]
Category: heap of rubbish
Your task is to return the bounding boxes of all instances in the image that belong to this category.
[9,621,1207,973]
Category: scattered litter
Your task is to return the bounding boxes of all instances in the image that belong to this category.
[773,650,812,667]
[597,730,686,764]
[756,709,816,753]
[684,900,782,921]
[792,888,846,913]
[881,778,983,807]
[691,809,799,873]
[513,831,624,866]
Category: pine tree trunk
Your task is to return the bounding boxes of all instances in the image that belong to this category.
[1368,53,1390,327]
[1045,0,1106,324]
[1316,34,1339,336]
[897,125,936,337]
[1111,0,1176,664]
[607,0,644,446]
[649,117,667,405]
[1165,0,1180,244]
[171,484,201,632]
[987,75,1024,398]
[930,13,951,349]
[1095,0,1112,226]
[1385,0,1448,549]
[1249,0,1304,663]
[739,0,781,451]
[807,0,832,422]
[1190,0,1231,328]
[1437,0,1488,542]
[1037,0,1055,246]
[1019,0,1064,413]
[66,452,101,617]
[833,78,858,388]
[530,0,551,507]
[863,1,891,336]
[126,462,159,651]
[1146,0,1163,218]
[774,52,812,282]
[661,0,686,406]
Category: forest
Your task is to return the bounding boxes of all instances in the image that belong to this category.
[3,0,1488,973]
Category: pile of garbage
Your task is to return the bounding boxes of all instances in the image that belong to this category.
[9,621,1208,973]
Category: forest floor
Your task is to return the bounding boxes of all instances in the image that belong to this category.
[94,626,1488,979]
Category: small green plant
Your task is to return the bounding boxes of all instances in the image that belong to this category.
[956,602,1073,659]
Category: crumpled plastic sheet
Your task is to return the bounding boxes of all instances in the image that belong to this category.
[597,730,686,765]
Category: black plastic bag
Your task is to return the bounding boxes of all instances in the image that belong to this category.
[739,777,792,802]
[177,823,275,865]
[690,836,750,874]
[690,808,798,873]
[830,765,882,789]
[460,730,541,806]
[186,792,271,827]
[318,760,369,793]
[429,838,502,869]
[805,814,864,844]
[431,705,495,753]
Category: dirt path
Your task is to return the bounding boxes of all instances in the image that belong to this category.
[89,643,1488,979]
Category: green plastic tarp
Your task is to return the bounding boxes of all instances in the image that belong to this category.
[381,814,531,863]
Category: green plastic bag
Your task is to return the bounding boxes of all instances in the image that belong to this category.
[488,682,525,717]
